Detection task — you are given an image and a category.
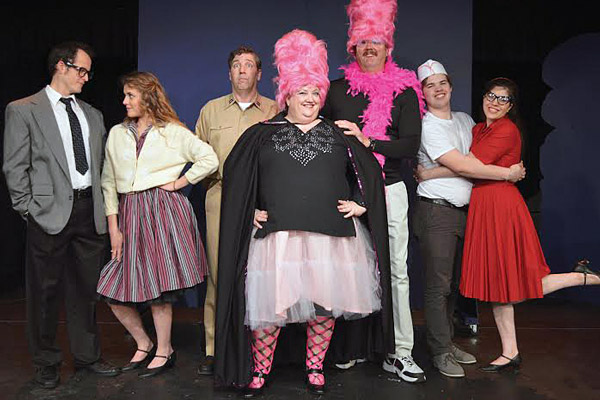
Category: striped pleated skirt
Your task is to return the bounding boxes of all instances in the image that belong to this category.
[97,188,208,303]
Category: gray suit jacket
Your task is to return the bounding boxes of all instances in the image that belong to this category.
[3,89,108,235]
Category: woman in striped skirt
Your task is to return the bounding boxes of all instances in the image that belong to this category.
[97,71,218,377]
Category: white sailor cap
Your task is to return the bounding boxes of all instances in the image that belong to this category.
[417,59,448,82]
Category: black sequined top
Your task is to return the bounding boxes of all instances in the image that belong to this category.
[254,119,358,238]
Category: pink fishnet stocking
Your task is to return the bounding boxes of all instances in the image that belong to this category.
[306,317,335,385]
[248,326,281,389]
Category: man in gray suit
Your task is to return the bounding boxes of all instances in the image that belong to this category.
[3,41,120,389]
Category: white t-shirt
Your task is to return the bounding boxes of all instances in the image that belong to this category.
[238,102,252,111]
[417,111,475,207]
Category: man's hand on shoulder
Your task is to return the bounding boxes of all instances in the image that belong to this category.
[335,120,370,147]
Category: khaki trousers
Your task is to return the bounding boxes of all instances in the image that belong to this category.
[386,181,414,357]
[203,182,222,356]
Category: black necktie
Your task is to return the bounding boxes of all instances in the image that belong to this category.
[59,97,89,175]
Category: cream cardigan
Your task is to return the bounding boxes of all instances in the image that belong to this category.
[101,122,218,215]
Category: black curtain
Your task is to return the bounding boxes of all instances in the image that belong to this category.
[472,0,599,226]
[0,1,139,295]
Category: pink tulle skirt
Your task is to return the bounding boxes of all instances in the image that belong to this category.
[245,218,381,329]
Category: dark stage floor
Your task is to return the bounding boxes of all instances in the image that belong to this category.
[1,290,599,400]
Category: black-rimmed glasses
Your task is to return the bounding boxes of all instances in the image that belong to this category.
[484,91,512,105]
[64,61,94,79]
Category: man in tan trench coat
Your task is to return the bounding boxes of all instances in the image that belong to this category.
[194,46,278,375]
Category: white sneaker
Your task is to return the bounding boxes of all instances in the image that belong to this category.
[334,358,367,370]
[382,356,426,383]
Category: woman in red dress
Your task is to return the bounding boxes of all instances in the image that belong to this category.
[418,77,599,372]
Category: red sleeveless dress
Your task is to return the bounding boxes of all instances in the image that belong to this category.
[459,117,550,303]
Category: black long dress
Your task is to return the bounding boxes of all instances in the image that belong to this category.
[214,112,393,387]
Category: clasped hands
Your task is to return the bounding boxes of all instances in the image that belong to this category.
[507,162,527,182]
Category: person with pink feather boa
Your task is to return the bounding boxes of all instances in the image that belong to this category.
[322,0,426,383]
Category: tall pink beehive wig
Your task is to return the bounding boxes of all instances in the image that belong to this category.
[346,0,397,56]
[273,29,329,111]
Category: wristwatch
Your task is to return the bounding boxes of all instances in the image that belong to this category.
[368,139,376,151]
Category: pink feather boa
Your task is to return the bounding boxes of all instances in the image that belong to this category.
[341,60,426,167]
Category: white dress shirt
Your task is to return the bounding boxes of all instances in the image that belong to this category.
[45,85,92,189]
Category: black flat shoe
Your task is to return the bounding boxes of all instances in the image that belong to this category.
[240,371,269,398]
[479,354,522,373]
[305,368,326,395]
[573,259,599,286]
[196,355,214,376]
[35,365,60,389]
[138,351,176,378]
[122,345,156,372]
[75,358,121,377]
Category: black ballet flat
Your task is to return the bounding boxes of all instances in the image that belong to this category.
[305,368,326,395]
[122,345,156,372]
[138,351,176,378]
[240,371,269,398]
[573,259,599,286]
[479,354,522,373]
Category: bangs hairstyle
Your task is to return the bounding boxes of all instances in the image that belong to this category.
[483,77,519,123]
[120,71,183,127]
[422,74,453,88]
[273,29,329,111]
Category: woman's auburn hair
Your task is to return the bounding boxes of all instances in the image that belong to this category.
[121,71,183,127]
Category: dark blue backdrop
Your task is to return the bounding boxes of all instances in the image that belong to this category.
[137,1,600,307]
[138,0,473,128]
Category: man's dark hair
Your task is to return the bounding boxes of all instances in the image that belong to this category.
[422,73,453,88]
[227,46,261,70]
[48,41,95,77]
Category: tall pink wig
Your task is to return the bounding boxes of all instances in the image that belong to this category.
[273,29,329,111]
[346,0,397,56]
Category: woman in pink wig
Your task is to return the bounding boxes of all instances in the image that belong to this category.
[213,29,392,396]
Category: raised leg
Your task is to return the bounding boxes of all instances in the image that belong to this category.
[543,272,599,295]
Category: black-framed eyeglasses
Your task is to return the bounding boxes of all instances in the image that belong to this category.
[484,91,512,105]
[64,61,94,79]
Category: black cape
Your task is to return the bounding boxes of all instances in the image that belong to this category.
[214,113,393,387]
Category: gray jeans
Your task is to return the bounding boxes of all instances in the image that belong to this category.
[413,198,467,356]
